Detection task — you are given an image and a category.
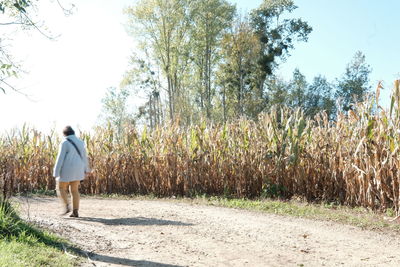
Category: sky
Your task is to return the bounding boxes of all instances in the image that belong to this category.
[0,0,399,133]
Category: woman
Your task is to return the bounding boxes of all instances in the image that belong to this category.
[53,126,90,217]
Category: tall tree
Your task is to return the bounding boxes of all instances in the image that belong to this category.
[305,75,335,119]
[121,53,163,129]
[189,0,235,119]
[124,0,314,124]
[288,68,307,108]
[250,0,312,91]
[125,0,193,121]
[99,86,135,139]
[265,75,289,109]
[335,51,372,111]
[217,16,263,120]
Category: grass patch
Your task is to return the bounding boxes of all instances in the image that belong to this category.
[190,196,400,232]
[0,239,74,267]
[0,197,80,267]
[16,189,57,197]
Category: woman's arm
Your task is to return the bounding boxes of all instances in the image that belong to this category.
[82,145,91,173]
[53,142,67,177]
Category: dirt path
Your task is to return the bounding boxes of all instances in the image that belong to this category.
[15,197,400,267]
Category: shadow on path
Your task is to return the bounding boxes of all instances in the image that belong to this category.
[88,252,185,267]
[74,216,193,226]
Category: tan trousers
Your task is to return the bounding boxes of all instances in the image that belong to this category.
[56,180,80,210]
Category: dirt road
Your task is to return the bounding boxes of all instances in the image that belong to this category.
[16,197,400,267]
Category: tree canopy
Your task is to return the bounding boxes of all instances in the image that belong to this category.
[122,0,315,127]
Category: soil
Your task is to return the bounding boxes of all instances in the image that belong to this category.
[15,197,400,267]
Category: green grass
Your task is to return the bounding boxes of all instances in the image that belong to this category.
[0,239,74,267]
[0,197,80,267]
[190,196,400,232]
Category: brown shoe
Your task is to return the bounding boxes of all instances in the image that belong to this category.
[61,204,71,215]
[69,209,79,218]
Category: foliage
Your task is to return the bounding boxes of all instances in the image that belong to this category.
[121,54,163,129]
[336,51,372,111]
[125,0,194,121]
[217,16,263,120]
[189,0,235,119]
[264,76,289,108]
[124,0,312,125]
[250,0,312,75]
[0,0,74,94]
[99,86,135,139]
[2,82,400,215]
[287,69,337,119]
[265,71,337,120]
[305,75,336,119]
[0,197,76,266]
[0,0,32,14]
[288,68,307,108]
[0,0,35,93]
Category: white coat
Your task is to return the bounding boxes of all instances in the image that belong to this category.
[53,134,90,182]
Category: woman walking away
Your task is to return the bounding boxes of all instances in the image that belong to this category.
[53,126,90,217]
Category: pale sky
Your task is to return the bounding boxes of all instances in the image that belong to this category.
[1,0,399,133]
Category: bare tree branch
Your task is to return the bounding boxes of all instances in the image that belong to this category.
[20,12,59,40]
[0,78,37,101]
[0,21,26,25]
[56,0,75,16]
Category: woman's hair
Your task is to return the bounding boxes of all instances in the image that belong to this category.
[63,126,75,136]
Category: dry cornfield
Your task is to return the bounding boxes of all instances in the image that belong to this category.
[1,81,400,213]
